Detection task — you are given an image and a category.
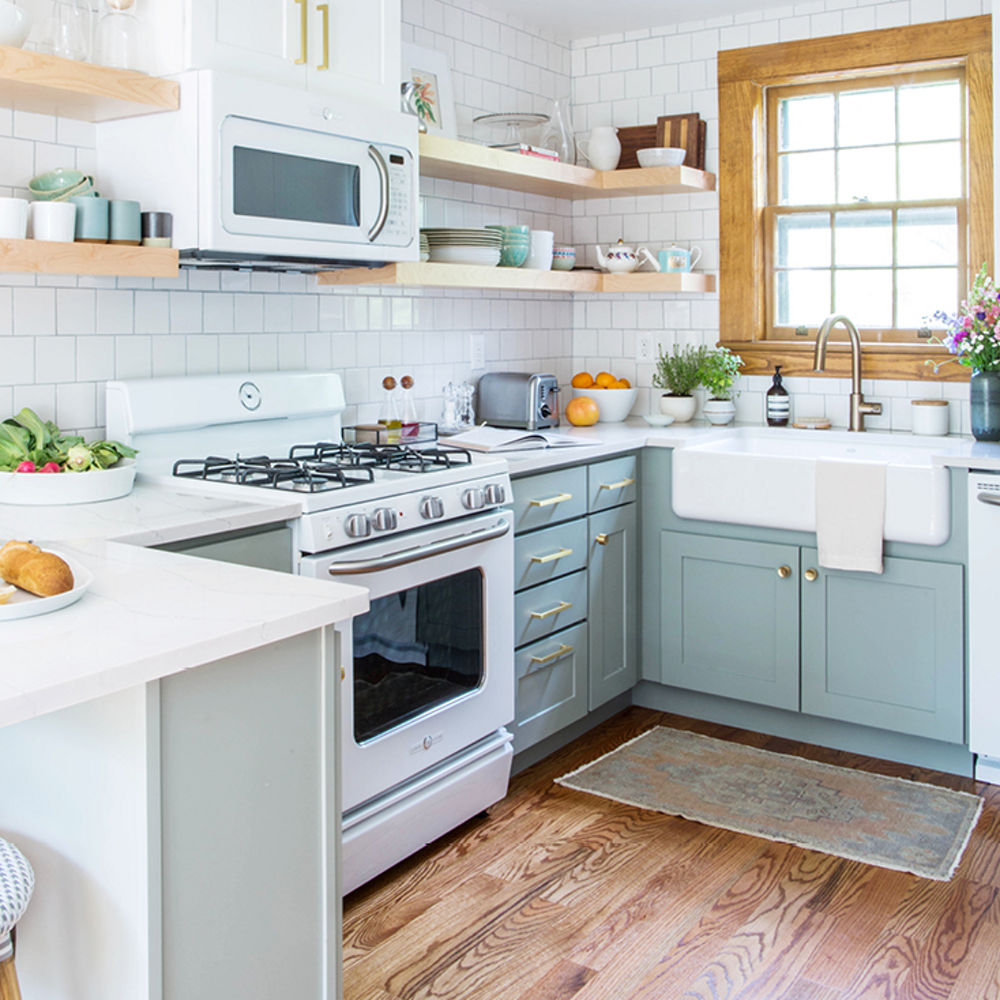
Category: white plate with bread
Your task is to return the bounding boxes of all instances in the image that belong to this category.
[0,540,92,620]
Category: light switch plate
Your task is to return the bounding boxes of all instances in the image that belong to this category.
[636,335,655,364]
[470,333,486,370]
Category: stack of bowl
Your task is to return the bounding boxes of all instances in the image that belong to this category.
[552,245,576,270]
[485,224,530,267]
[419,231,430,261]
[28,169,95,202]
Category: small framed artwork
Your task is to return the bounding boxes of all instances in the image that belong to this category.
[401,42,457,139]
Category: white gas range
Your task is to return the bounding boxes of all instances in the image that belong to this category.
[106,371,515,894]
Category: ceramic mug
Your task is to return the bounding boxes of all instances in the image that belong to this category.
[29,200,76,242]
[658,244,703,273]
[109,199,141,245]
[0,196,28,238]
[523,229,554,270]
[71,194,109,243]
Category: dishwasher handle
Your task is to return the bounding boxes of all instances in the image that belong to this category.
[977,492,1000,508]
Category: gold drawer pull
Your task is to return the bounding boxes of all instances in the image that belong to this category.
[529,644,574,666]
[529,600,573,620]
[804,568,819,582]
[530,547,573,564]
[316,2,330,69]
[529,492,573,508]
[595,533,609,546]
[599,476,635,491]
[777,565,792,579]
[293,0,308,64]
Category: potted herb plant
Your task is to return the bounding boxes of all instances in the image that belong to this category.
[652,344,708,422]
[700,345,744,425]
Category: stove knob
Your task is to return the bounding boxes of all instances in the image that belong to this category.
[420,496,445,520]
[372,507,398,532]
[484,483,506,505]
[462,487,486,510]
[344,513,371,538]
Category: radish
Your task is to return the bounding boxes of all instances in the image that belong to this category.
[15,460,36,473]
[38,462,61,473]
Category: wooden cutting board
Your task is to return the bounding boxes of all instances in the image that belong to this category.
[616,123,657,169]
[656,113,704,168]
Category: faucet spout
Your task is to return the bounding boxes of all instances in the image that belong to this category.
[812,314,882,432]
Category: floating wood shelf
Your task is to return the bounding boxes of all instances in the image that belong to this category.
[418,135,716,199]
[0,239,178,277]
[316,262,716,294]
[0,45,178,121]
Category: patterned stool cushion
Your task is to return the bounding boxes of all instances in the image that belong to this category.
[0,839,33,963]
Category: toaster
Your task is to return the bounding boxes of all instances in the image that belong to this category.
[476,372,561,430]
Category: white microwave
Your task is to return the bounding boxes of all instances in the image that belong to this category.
[97,70,418,270]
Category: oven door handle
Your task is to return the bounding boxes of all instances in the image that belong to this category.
[326,519,510,575]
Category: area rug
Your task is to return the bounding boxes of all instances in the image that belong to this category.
[555,727,983,881]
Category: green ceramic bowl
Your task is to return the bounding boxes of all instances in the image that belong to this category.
[499,243,530,267]
[28,169,93,201]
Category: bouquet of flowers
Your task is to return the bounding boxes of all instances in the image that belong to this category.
[934,264,1000,372]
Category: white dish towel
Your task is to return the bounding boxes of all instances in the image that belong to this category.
[815,459,887,574]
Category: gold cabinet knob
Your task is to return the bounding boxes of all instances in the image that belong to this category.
[804,568,819,582]
[777,565,791,579]
[595,533,609,546]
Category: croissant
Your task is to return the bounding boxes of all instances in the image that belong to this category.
[0,540,74,598]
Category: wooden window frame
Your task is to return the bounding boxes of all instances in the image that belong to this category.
[718,15,992,382]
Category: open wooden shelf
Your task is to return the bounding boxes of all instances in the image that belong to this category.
[316,262,716,294]
[0,45,178,121]
[418,134,716,199]
[0,239,178,277]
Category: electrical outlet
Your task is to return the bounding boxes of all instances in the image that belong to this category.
[469,333,486,370]
[636,335,656,364]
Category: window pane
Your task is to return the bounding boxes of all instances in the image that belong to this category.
[838,88,895,147]
[899,81,960,142]
[779,94,834,151]
[834,210,892,267]
[835,269,893,326]
[897,268,958,328]
[776,270,832,326]
[899,141,961,200]
[776,213,831,267]
[897,207,959,265]
[837,146,896,203]
[780,151,835,205]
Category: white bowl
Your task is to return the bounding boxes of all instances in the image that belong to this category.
[643,413,675,427]
[0,459,136,506]
[571,386,638,423]
[636,147,686,168]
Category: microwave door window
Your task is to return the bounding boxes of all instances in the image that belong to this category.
[232,146,360,226]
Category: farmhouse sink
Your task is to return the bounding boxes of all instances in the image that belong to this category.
[671,427,963,545]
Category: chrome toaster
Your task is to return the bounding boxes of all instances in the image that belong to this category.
[476,372,561,430]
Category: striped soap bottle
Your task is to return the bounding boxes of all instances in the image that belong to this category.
[766,365,790,427]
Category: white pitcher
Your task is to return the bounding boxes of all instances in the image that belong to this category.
[579,126,621,171]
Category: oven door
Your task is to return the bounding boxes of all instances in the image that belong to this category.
[299,511,513,812]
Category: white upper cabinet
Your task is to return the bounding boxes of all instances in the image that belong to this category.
[145,0,401,108]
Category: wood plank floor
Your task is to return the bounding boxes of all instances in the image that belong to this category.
[343,707,1000,1000]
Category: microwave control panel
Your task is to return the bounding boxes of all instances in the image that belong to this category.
[382,149,416,247]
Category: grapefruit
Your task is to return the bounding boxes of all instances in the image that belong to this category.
[566,396,600,426]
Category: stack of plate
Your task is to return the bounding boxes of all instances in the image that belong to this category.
[421,228,502,267]
[419,232,430,262]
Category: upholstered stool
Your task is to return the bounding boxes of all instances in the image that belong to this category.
[0,838,33,1000]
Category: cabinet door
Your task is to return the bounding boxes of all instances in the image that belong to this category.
[801,551,965,743]
[588,503,638,709]
[661,531,800,710]
[588,454,638,512]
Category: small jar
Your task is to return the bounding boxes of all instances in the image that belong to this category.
[911,399,949,436]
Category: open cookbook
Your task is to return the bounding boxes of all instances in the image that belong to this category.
[444,426,589,453]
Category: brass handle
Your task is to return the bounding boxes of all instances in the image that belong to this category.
[529,547,573,564]
[599,476,636,491]
[316,3,329,70]
[804,568,819,582]
[595,533,609,546]
[529,600,573,620]
[294,0,307,64]
[529,644,573,666]
[777,565,791,579]
[340,665,345,680]
[529,492,572,508]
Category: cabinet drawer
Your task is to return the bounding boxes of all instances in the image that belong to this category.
[514,622,589,752]
[511,466,588,533]
[588,454,638,512]
[514,570,587,647]
[514,519,589,591]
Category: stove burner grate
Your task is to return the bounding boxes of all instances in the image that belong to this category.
[172,455,376,493]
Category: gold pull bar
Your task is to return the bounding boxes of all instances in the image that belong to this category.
[777,565,791,579]
[804,568,819,582]
[529,644,574,666]
[529,547,573,564]
[294,0,307,64]
[595,533,609,546]
[529,600,573,620]
[599,476,636,491]
[529,492,572,508]
[316,3,329,70]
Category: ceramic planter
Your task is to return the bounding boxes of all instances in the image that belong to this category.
[702,399,736,425]
[970,370,1000,442]
[659,394,697,422]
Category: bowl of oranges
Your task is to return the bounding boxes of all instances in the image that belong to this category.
[568,370,638,424]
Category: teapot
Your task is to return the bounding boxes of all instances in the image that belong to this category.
[594,239,660,274]
[658,243,703,273]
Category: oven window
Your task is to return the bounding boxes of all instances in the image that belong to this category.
[232,146,360,226]
[352,569,484,743]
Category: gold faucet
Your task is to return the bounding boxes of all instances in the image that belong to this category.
[812,314,883,432]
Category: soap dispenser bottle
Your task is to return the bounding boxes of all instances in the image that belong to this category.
[766,365,790,426]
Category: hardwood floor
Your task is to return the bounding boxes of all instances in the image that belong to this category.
[343,708,1000,1000]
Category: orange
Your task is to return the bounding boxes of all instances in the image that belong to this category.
[566,396,600,426]
[571,370,595,388]
[594,371,616,388]
[611,377,631,389]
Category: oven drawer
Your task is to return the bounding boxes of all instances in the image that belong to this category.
[514,519,588,591]
[514,622,589,752]
[514,569,587,647]
[511,466,588,533]
[588,454,638,512]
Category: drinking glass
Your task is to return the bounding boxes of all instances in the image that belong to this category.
[50,0,90,61]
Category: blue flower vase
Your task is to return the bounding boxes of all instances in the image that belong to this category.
[970,370,1000,441]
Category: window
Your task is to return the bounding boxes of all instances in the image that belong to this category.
[718,17,992,380]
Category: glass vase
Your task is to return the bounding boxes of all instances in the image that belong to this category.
[95,0,141,70]
[970,370,1000,442]
[541,97,576,165]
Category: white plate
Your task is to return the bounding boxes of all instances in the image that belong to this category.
[643,413,676,427]
[0,550,92,620]
[428,247,501,266]
[0,458,136,506]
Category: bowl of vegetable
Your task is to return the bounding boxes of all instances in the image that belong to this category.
[0,408,138,505]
